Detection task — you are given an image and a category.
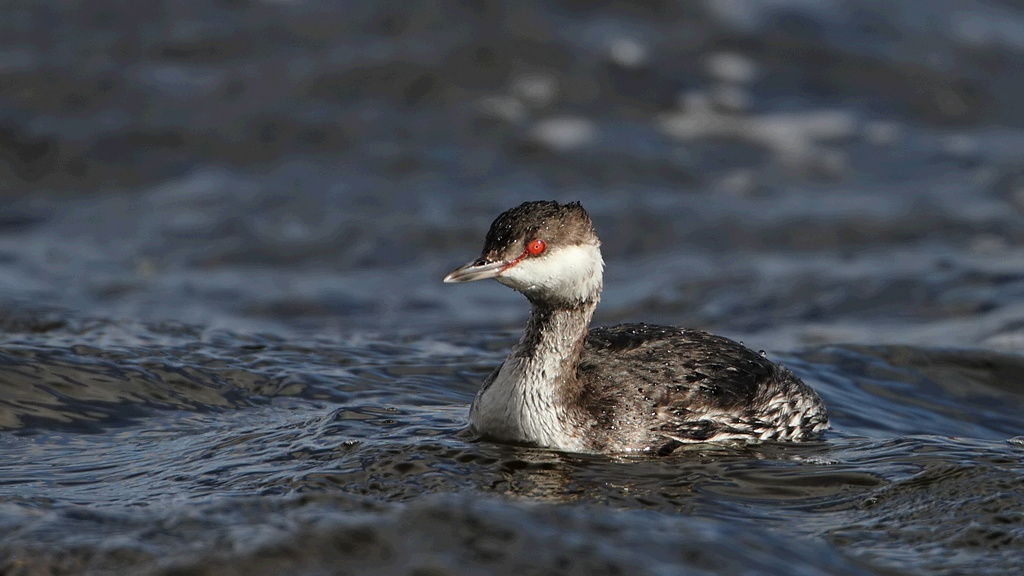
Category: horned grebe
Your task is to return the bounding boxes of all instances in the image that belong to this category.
[444,201,828,454]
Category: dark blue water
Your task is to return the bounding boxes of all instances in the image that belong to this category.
[3,1,1024,574]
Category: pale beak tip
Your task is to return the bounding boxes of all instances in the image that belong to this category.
[442,259,506,284]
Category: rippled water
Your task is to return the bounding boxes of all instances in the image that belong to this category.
[3,320,1023,575]
[4,1,1024,574]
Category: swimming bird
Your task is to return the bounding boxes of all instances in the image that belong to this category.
[444,201,828,453]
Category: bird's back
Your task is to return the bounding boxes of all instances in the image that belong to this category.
[576,323,828,452]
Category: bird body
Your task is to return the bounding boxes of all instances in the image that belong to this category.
[445,201,827,454]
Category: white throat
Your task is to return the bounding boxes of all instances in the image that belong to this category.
[497,243,604,306]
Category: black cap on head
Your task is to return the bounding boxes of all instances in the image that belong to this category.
[480,201,595,261]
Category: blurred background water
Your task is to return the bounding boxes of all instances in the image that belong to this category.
[2,1,1024,574]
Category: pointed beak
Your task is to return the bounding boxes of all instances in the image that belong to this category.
[443,258,508,283]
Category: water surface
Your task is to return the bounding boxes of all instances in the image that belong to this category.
[3,1,1024,574]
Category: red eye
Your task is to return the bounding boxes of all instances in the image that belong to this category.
[526,239,546,256]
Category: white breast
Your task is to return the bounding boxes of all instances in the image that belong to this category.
[469,357,589,452]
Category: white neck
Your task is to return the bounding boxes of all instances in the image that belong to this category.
[469,296,599,452]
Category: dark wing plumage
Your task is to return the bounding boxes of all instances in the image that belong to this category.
[579,323,826,451]
[583,323,769,408]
